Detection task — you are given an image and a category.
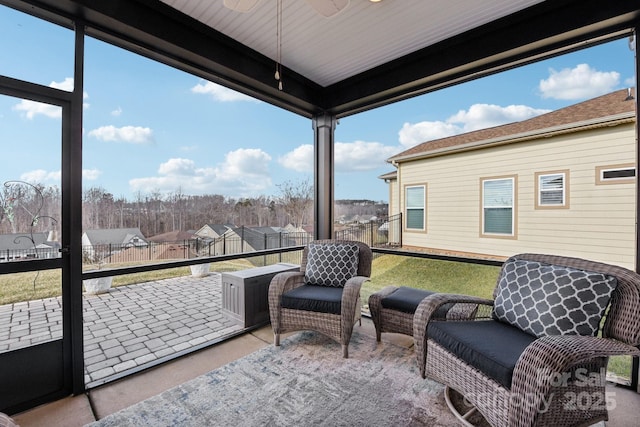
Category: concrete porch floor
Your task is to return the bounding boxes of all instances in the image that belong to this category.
[10,318,640,427]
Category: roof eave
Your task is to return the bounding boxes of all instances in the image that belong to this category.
[389,111,636,164]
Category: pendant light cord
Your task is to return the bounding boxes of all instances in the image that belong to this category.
[275,0,283,90]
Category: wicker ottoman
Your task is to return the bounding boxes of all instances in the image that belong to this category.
[369,286,439,342]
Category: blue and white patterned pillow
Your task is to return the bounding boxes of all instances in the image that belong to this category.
[304,243,360,287]
[492,259,618,337]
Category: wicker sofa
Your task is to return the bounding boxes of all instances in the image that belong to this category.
[413,253,640,427]
[268,239,372,358]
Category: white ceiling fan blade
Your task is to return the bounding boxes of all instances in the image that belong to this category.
[223,0,261,13]
[305,0,350,18]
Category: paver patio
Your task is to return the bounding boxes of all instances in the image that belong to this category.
[0,273,244,387]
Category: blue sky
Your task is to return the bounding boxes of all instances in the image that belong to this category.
[0,5,637,203]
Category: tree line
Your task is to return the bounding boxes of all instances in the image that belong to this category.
[1,180,387,238]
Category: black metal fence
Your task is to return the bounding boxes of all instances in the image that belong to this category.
[80,232,314,266]
[334,214,401,248]
[1,216,403,265]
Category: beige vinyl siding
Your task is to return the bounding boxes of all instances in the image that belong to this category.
[399,123,636,269]
[387,177,401,244]
[388,177,399,216]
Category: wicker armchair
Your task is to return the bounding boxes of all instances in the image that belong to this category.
[268,239,372,358]
[413,253,640,427]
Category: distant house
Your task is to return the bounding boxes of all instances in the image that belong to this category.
[0,232,60,261]
[230,226,293,251]
[147,230,196,243]
[82,228,148,260]
[193,224,234,240]
[382,88,637,269]
[202,226,308,256]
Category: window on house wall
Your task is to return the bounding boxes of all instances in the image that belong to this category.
[481,176,515,237]
[405,185,426,231]
[596,164,636,185]
[536,171,569,209]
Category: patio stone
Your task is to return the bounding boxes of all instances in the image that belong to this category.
[113,360,137,373]
[0,272,244,388]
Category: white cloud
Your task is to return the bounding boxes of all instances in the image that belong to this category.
[129,149,273,197]
[191,80,258,102]
[398,103,549,149]
[539,63,620,100]
[224,148,271,176]
[279,141,397,173]
[49,77,74,92]
[13,100,61,119]
[158,158,197,176]
[12,78,90,119]
[18,168,101,183]
[83,169,102,180]
[278,144,313,172]
[398,121,460,148]
[20,169,61,183]
[88,125,154,144]
[448,104,550,132]
[334,141,398,172]
[111,107,123,117]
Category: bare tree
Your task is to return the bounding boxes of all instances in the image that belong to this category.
[277,179,313,228]
[0,180,385,238]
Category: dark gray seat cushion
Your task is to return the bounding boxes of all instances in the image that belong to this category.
[381,287,434,313]
[281,284,343,315]
[428,320,537,389]
[382,286,451,318]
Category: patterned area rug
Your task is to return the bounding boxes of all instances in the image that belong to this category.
[86,330,460,426]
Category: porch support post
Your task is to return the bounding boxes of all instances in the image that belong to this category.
[634,29,640,273]
[69,21,86,395]
[632,24,640,393]
[312,113,336,240]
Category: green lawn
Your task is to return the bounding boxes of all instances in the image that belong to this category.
[362,254,500,306]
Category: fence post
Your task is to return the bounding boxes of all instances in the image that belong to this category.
[370,222,374,247]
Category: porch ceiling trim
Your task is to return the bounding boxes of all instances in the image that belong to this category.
[2,0,639,118]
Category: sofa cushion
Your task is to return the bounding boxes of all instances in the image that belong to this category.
[281,284,343,315]
[304,243,360,287]
[493,259,618,338]
[428,320,537,389]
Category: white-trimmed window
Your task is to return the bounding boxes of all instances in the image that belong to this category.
[405,185,426,231]
[596,164,636,185]
[481,176,515,236]
[536,171,568,209]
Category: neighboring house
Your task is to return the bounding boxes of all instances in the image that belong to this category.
[231,226,294,251]
[193,224,234,240]
[82,228,148,260]
[205,226,306,255]
[147,230,196,243]
[382,88,637,269]
[0,232,60,261]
